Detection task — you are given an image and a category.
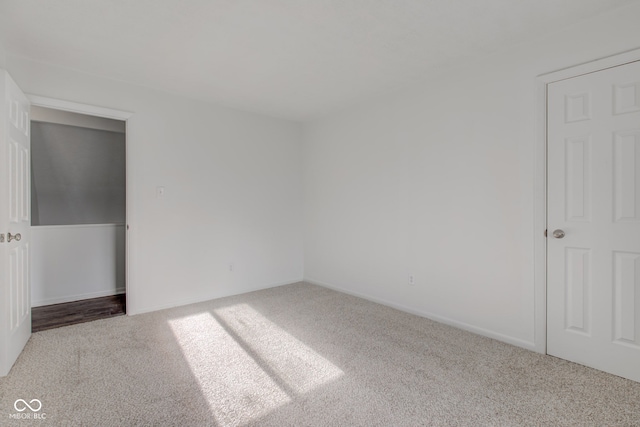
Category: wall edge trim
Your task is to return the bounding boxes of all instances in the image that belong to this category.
[305,277,538,352]
[127,277,304,316]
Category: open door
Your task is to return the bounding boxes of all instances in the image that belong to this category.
[0,70,31,377]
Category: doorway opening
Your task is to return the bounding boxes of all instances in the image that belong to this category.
[29,106,127,330]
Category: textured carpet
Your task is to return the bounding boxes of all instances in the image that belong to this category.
[1,282,639,426]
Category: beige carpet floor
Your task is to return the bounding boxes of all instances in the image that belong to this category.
[1,282,639,426]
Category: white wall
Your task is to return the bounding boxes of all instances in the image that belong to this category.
[303,2,640,351]
[32,225,125,306]
[6,55,304,314]
[0,43,5,70]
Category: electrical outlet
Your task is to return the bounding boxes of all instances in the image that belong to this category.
[229,262,235,272]
[408,274,415,285]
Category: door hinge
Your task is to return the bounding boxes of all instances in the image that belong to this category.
[544,229,547,237]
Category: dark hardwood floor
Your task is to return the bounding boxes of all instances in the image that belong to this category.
[32,294,126,332]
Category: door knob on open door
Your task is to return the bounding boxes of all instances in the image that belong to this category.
[7,232,21,242]
[552,229,565,239]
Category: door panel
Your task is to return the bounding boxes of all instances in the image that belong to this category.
[564,247,590,335]
[548,60,640,382]
[613,130,640,222]
[1,70,31,377]
[613,251,640,347]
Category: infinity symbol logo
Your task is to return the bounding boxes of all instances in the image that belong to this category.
[14,399,42,412]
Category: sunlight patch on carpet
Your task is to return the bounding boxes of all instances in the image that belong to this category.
[169,312,291,426]
[213,303,344,394]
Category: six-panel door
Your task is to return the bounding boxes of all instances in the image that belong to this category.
[0,70,31,377]
[547,60,640,382]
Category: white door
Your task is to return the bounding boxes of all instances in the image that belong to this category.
[0,70,31,377]
[547,60,640,382]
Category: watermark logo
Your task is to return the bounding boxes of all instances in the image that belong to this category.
[14,399,42,412]
[9,399,46,420]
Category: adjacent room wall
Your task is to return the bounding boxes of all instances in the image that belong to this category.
[31,121,126,225]
[303,2,640,351]
[31,225,125,306]
[7,55,304,314]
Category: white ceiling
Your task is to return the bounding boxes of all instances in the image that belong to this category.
[0,0,635,121]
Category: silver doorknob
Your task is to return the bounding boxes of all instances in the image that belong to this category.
[7,232,21,242]
[552,229,565,239]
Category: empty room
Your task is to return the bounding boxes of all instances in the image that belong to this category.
[1,1,640,425]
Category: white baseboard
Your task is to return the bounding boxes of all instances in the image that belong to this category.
[128,278,304,315]
[305,277,537,352]
[32,287,126,307]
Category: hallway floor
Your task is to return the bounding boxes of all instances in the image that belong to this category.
[31,294,126,332]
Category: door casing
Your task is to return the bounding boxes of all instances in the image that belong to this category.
[534,48,640,354]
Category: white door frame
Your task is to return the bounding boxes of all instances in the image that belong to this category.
[534,48,640,354]
[26,95,134,312]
